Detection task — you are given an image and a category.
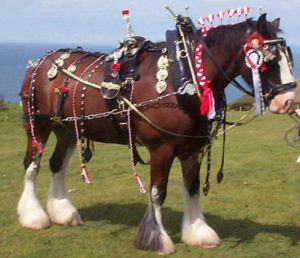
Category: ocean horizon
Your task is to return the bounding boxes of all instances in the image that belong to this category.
[0,42,299,104]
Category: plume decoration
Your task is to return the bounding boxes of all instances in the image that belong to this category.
[121,9,135,38]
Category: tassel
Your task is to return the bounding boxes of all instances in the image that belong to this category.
[135,173,146,194]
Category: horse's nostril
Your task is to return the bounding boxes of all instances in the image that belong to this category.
[283,99,293,112]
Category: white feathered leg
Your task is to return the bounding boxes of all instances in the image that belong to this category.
[135,186,175,255]
[18,161,51,229]
[47,147,82,226]
[181,187,220,248]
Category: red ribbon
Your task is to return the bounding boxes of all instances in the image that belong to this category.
[200,81,213,115]
[121,9,129,16]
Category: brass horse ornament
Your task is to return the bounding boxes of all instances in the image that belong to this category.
[18,9,296,254]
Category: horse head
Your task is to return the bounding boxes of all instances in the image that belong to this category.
[239,14,296,114]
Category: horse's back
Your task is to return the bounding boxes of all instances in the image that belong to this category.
[20,49,107,116]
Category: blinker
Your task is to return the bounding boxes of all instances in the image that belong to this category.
[263,38,294,71]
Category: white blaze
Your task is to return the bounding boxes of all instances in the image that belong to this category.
[279,49,295,84]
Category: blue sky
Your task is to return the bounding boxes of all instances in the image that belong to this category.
[0,0,299,46]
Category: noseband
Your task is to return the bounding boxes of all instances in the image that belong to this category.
[264,81,296,101]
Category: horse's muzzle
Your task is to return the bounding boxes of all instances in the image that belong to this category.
[266,82,297,101]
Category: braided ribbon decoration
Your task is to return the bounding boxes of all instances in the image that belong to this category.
[72,56,105,184]
[195,44,216,119]
[196,7,251,118]
[127,82,146,194]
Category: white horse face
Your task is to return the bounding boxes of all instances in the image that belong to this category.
[268,46,296,113]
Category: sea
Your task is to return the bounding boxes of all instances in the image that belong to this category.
[0,42,299,104]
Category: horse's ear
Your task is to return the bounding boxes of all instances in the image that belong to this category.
[271,18,280,30]
[257,13,267,34]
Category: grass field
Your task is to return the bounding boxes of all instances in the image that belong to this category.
[1,103,300,258]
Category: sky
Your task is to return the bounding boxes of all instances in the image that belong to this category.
[0,0,300,47]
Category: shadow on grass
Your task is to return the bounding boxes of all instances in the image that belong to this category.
[79,202,300,245]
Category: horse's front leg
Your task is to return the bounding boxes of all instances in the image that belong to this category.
[179,154,220,248]
[135,143,175,255]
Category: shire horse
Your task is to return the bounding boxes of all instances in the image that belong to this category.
[18,13,296,254]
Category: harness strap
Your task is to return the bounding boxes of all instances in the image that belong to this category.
[216,98,226,184]
[203,142,212,196]
[121,96,210,139]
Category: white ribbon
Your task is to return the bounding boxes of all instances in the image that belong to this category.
[252,68,265,114]
[207,94,216,120]
[245,49,265,114]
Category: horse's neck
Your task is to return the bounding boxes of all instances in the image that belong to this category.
[204,34,246,92]
[205,22,251,81]
[211,46,243,77]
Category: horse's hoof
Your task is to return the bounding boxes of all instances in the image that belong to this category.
[135,210,175,254]
[18,198,51,230]
[18,208,51,230]
[157,234,176,255]
[135,231,176,255]
[181,223,220,248]
[47,198,83,226]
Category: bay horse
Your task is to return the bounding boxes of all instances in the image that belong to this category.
[18,13,296,254]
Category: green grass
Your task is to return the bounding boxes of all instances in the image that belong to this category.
[1,103,300,258]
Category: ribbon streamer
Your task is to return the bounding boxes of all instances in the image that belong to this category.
[252,68,265,114]
[245,49,265,114]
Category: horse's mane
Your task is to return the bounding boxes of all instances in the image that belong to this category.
[204,17,281,51]
[204,19,255,51]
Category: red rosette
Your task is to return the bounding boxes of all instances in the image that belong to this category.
[57,85,69,93]
[246,32,264,50]
[110,63,121,72]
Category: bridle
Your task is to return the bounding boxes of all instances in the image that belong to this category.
[201,30,296,107]
[263,37,294,70]
[261,37,296,102]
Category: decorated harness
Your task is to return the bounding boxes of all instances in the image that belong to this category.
[27,7,295,193]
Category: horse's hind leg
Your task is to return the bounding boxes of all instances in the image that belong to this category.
[135,143,175,255]
[179,154,220,248]
[18,124,52,230]
[46,126,82,226]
